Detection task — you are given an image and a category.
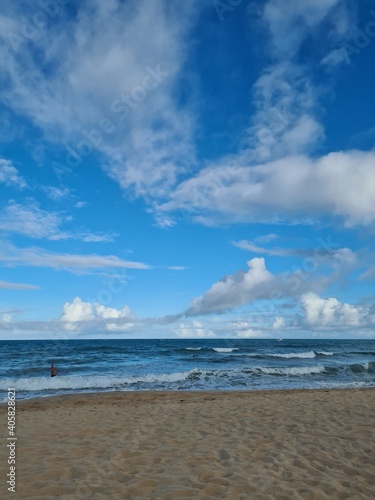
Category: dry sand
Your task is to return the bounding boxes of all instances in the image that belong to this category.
[1,388,374,499]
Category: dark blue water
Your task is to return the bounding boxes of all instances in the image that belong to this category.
[1,339,374,400]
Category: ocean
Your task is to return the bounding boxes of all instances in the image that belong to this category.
[1,339,374,401]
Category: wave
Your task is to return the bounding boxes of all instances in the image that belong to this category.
[2,362,374,396]
[349,361,375,374]
[185,347,202,351]
[247,365,326,376]
[268,351,316,359]
[212,348,239,353]
[247,350,336,360]
[0,370,198,392]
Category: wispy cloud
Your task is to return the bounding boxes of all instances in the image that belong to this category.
[0,201,69,239]
[41,185,71,200]
[0,279,40,290]
[0,242,150,273]
[0,158,27,188]
[0,0,201,200]
[0,200,116,242]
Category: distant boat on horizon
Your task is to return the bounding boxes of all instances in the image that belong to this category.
[277,338,283,342]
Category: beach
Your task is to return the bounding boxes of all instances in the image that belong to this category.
[1,388,374,499]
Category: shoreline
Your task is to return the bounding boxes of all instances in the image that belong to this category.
[3,385,374,407]
[1,387,374,497]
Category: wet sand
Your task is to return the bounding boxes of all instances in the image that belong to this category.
[1,388,374,499]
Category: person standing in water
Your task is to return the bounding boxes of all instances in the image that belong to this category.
[50,364,58,377]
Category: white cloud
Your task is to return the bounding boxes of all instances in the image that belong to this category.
[184,249,355,316]
[61,297,133,331]
[106,322,136,332]
[254,233,278,244]
[1,313,12,322]
[61,297,94,322]
[301,292,364,327]
[187,258,275,315]
[263,0,341,57]
[247,63,324,162]
[233,240,290,256]
[160,150,375,226]
[0,201,115,242]
[0,0,200,199]
[321,48,350,66]
[0,201,69,239]
[75,201,87,209]
[0,158,27,188]
[236,329,264,338]
[163,0,360,229]
[176,320,215,338]
[272,316,285,330]
[42,185,70,200]
[80,233,116,243]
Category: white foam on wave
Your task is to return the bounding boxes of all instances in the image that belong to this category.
[212,348,239,353]
[256,365,325,376]
[0,370,199,392]
[268,351,316,359]
[316,351,334,356]
[185,347,202,350]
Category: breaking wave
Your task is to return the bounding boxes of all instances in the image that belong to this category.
[212,348,239,353]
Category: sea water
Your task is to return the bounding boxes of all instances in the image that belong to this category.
[0,338,374,400]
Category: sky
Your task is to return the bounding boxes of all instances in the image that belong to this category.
[0,0,374,340]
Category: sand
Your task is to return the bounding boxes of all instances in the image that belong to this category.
[1,388,374,499]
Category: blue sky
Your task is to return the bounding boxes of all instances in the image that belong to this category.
[0,0,374,339]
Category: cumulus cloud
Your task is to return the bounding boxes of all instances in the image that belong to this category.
[184,248,357,317]
[301,292,365,327]
[61,297,131,322]
[60,297,133,332]
[187,258,274,315]
[176,320,215,338]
